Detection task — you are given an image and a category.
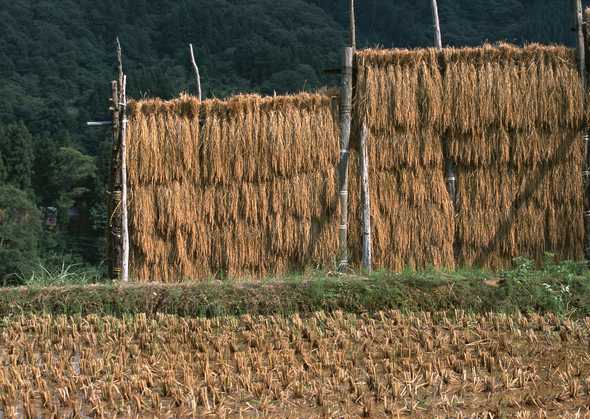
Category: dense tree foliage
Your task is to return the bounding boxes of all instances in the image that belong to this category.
[0,185,41,285]
[0,123,34,192]
[0,0,587,281]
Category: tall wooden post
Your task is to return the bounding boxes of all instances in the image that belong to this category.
[348,0,356,49]
[109,81,122,280]
[120,74,129,282]
[359,121,372,272]
[430,0,443,50]
[338,0,356,271]
[108,38,130,282]
[431,0,457,206]
[115,39,130,283]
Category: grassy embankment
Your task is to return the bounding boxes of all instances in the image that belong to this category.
[1,256,589,318]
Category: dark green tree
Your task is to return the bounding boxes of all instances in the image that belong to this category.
[0,185,41,285]
[0,150,7,185]
[0,0,588,277]
[50,146,97,219]
[0,122,34,192]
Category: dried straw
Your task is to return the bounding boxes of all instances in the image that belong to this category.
[128,93,340,281]
[444,44,585,268]
[354,43,586,269]
[128,43,585,279]
[353,48,455,270]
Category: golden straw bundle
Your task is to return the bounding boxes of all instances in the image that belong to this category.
[127,93,340,281]
[353,49,455,270]
[444,44,585,268]
[354,43,585,270]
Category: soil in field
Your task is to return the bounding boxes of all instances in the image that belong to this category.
[1,310,590,418]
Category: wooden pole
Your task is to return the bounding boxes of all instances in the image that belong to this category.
[338,47,353,271]
[348,0,356,49]
[431,0,443,50]
[189,44,202,101]
[337,0,356,271]
[109,80,122,281]
[359,121,372,272]
[431,0,457,206]
[120,74,129,282]
[117,38,124,98]
[115,37,129,282]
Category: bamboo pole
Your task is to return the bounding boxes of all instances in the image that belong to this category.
[337,0,356,271]
[338,47,353,271]
[359,121,372,272]
[355,0,371,271]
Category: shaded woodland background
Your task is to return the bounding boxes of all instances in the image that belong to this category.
[0,0,587,283]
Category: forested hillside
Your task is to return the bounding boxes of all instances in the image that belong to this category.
[0,0,586,283]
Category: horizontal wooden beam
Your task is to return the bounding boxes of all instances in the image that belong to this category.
[87,121,113,126]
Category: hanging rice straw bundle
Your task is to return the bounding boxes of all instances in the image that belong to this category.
[128,92,340,281]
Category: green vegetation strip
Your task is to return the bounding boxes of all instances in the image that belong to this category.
[1,259,590,318]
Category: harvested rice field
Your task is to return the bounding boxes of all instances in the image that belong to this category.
[1,311,590,418]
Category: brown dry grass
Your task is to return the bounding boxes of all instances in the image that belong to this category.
[2,311,590,417]
[127,93,340,281]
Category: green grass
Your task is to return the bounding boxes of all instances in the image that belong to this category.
[18,262,104,287]
[1,256,589,318]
